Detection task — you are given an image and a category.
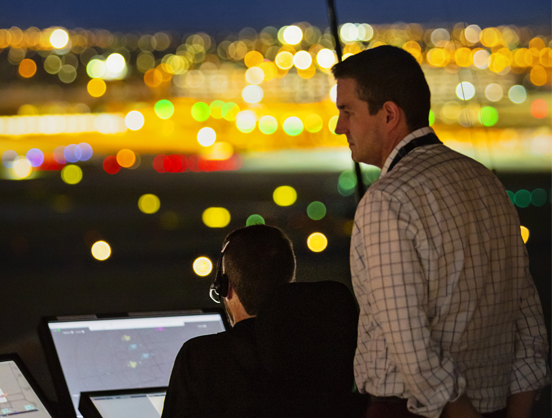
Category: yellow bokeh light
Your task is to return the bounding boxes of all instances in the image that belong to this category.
[138,194,161,214]
[305,114,323,133]
[273,185,297,206]
[18,59,37,78]
[293,51,312,70]
[329,115,339,134]
[520,225,530,243]
[13,158,32,179]
[116,149,136,168]
[61,164,83,185]
[244,51,264,68]
[202,207,231,228]
[87,78,107,97]
[50,28,69,48]
[245,67,265,84]
[283,25,303,45]
[91,240,111,261]
[275,51,294,70]
[530,66,547,86]
[307,232,328,252]
[193,257,213,277]
[125,111,145,131]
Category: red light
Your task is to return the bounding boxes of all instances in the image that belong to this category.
[153,154,166,173]
[36,153,65,171]
[103,156,121,174]
[187,155,200,172]
[531,99,548,119]
[163,155,187,173]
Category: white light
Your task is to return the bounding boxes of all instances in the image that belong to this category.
[91,241,111,261]
[317,49,336,69]
[473,50,490,69]
[245,67,265,84]
[242,85,263,104]
[125,111,145,131]
[508,85,527,104]
[197,127,216,147]
[50,29,69,49]
[283,25,303,45]
[106,53,126,73]
[464,24,481,44]
[293,51,312,70]
[456,82,475,101]
[340,23,358,42]
[485,83,503,102]
[330,85,337,102]
[13,158,32,178]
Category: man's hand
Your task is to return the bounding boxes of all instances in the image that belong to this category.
[506,390,537,418]
[441,394,483,418]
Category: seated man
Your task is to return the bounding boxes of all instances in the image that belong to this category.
[162,224,366,418]
[161,224,296,418]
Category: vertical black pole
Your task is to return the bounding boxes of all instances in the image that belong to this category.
[325,0,365,201]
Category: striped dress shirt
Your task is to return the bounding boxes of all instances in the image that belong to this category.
[351,127,550,417]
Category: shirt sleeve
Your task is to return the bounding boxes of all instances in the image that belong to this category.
[509,247,551,394]
[161,344,198,418]
[359,189,465,418]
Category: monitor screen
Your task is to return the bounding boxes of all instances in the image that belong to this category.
[43,312,225,417]
[0,358,53,418]
[83,389,165,418]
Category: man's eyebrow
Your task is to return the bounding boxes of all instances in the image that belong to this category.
[337,104,349,110]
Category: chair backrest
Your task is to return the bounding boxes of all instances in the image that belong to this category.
[255,281,359,394]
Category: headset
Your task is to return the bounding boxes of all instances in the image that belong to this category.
[209,241,230,303]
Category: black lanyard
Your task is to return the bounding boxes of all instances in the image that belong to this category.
[387,133,442,172]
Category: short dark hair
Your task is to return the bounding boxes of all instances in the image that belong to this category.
[332,45,431,132]
[223,225,296,315]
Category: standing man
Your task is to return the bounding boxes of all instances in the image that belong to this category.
[332,46,549,418]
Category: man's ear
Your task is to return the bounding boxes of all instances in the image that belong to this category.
[382,101,402,130]
[225,281,234,300]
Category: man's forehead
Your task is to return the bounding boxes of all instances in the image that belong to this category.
[336,78,361,105]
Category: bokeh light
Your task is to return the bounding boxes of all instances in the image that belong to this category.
[86,59,106,79]
[61,165,83,185]
[242,85,263,103]
[485,84,503,102]
[317,49,336,68]
[283,25,303,45]
[479,106,499,127]
[236,111,256,133]
[138,194,161,214]
[259,116,278,134]
[293,51,312,70]
[530,99,548,119]
[307,201,327,220]
[154,100,175,119]
[64,144,82,163]
[307,232,328,252]
[531,188,547,206]
[245,67,264,84]
[197,127,217,146]
[338,170,357,196]
[19,59,37,78]
[508,85,527,103]
[106,53,125,73]
[26,148,44,167]
[116,149,136,168]
[456,82,475,100]
[273,185,297,206]
[514,189,531,208]
[91,241,111,261]
[222,103,240,121]
[246,214,265,226]
[78,143,93,161]
[210,100,225,119]
[50,29,69,48]
[103,156,121,174]
[305,114,323,133]
[191,102,210,121]
[13,158,32,179]
[193,257,213,276]
[520,226,530,244]
[2,150,18,168]
[275,51,294,70]
[202,207,231,228]
[87,78,107,97]
[283,117,303,136]
[125,111,145,130]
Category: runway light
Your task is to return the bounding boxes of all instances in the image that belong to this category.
[197,127,216,147]
[154,99,174,119]
[116,149,136,168]
[273,185,297,206]
[138,194,161,214]
[193,257,213,276]
[246,214,265,226]
[307,201,327,220]
[91,241,111,261]
[61,165,83,185]
[307,232,328,252]
[202,207,231,228]
[50,29,69,48]
[125,111,145,130]
[520,226,529,244]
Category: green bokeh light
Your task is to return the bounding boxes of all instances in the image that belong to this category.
[283,117,303,136]
[259,116,278,134]
[246,214,265,226]
[362,166,381,186]
[530,188,547,207]
[154,100,174,119]
[506,190,515,204]
[86,59,106,79]
[429,110,435,126]
[479,106,499,127]
[307,201,327,220]
[514,189,531,208]
[210,100,225,119]
[191,102,210,122]
[222,102,240,121]
[338,170,357,196]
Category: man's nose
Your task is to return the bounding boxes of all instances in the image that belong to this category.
[335,116,346,135]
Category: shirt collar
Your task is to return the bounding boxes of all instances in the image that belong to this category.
[381,126,435,176]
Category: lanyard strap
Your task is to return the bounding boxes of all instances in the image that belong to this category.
[388,133,442,172]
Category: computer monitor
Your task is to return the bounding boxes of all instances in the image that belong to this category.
[0,353,56,418]
[39,310,227,417]
[79,387,166,418]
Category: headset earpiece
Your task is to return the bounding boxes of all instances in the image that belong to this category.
[209,241,230,303]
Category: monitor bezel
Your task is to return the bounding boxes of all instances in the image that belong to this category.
[0,352,58,418]
[38,308,228,418]
[78,386,167,418]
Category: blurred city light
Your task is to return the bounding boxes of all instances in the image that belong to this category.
[193,257,213,276]
[307,232,328,252]
[202,207,231,228]
[138,194,161,214]
[91,240,111,261]
[273,185,297,206]
[61,164,83,185]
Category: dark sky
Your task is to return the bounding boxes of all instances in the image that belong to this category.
[1,0,550,33]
